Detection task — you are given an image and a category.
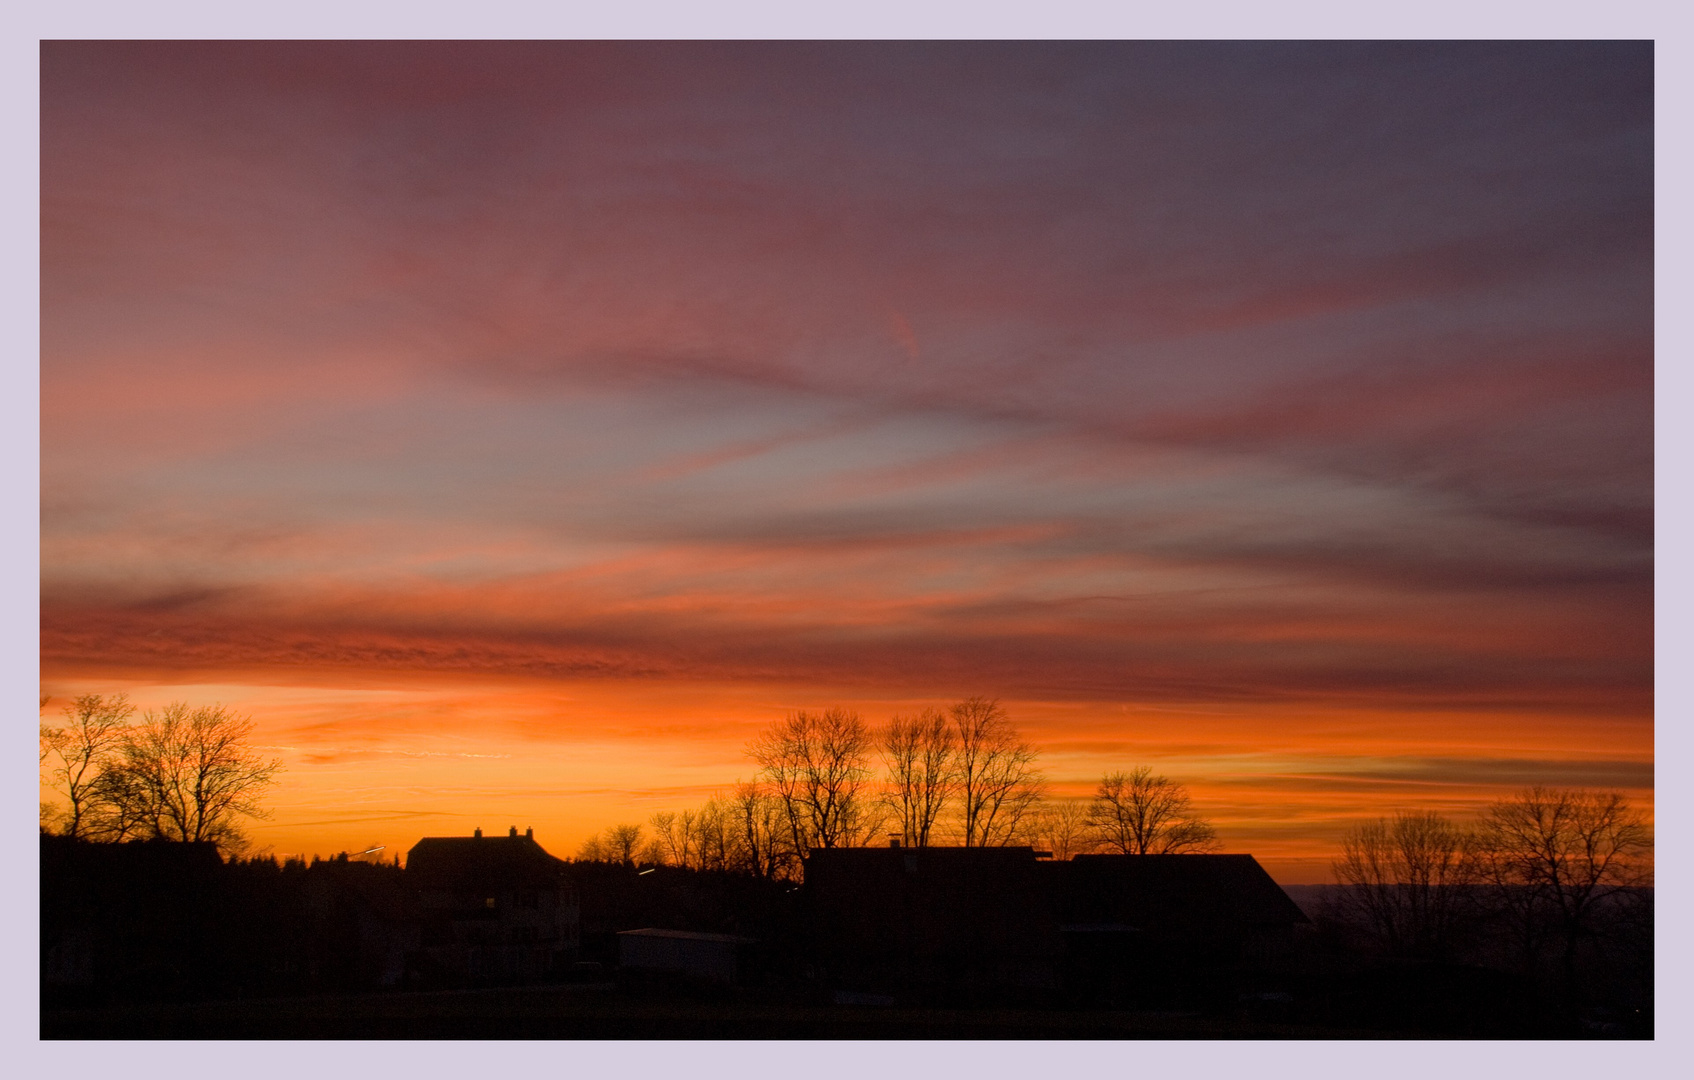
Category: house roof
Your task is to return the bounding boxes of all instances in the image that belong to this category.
[1057,854,1309,928]
[405,831,568,891]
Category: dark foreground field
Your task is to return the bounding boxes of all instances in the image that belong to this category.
[44,983,1392,1040]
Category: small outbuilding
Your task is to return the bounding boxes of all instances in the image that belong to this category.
[617,928,757,983]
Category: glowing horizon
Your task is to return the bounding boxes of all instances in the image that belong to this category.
[41,41,1653,883]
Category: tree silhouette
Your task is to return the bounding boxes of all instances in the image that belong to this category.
[1033,798,1094,860]
[579,822,647,864]
[728,780,794,878]
[605,822,645,865]
[40,693,135,838]
[1330,810,1477,959]
[748,708,882,857]
[99,702,283,852]
[1087,767,1218,854]
[1474,786,1652,988]
[950,698,1043,847]
[881,708,956,846]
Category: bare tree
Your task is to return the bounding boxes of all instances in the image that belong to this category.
[694,797,736,872]
[1329,810,1478,959]
[40,694,135,838]
[1474,787,1652,987]
[1088,767,1219,855]
[39,694,51,765]
[747,708,881,857]
[881,708,956,846]
[1033,798,1095,860]
[85,762,154,842]
[40,694,60,832]
[579,822,648,864]
[950,698,1044,847]
[650,809,699,868]
[605,823,645,866]
[729,780,795,879]
[102,702,283,851]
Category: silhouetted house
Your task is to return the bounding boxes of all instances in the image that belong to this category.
[803,846,1310,1006]
[405,827,580,983]
[617,928,757,983]
[804,846,1062,1002]
[1052,854,1309,1005]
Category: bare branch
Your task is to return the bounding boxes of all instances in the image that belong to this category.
[881,708,957,846]
[99,702,282,852]
[950,698,1044,847]
[1088,767,1219,855]
[748,708,879,857]
[40,694,135,838]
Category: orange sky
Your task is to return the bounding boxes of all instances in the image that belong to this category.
[40,42,1653,882]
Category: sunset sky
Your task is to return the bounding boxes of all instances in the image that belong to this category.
[40,41,1652,881]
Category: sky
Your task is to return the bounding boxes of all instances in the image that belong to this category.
[39,41,1653,881]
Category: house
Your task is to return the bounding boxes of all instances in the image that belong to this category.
[617,928,758,983]
[802,845,1310,1005]
[1051,853,1310,1005]
[803,845,1062,1001]
[404,827,580,983]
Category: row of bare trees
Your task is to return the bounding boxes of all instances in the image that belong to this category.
[1327,788,1652,990]
[576,699,1222,876]
[576,781,793,876]
[40,694,283,853]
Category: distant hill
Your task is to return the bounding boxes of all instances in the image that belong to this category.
[1277,884,1332,920]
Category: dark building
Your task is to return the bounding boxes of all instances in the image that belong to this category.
[405,827,580,983]
[804,846,1062,1002]
[1052,854,1310,1007]
[803,846,1308,1006]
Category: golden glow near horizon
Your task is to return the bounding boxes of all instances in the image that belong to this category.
[38,674,1651,883]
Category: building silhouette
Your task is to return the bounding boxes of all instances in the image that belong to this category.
[803,845,1308,1006]
[404,827,580,983]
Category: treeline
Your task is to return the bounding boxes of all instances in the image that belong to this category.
[576,698,1220,878]
[40,694,283,852]
[1321,788,1652,1013]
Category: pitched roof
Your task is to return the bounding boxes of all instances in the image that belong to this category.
[405,832,567,891]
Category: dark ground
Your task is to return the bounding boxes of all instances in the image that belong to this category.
[41,982,1392,1039]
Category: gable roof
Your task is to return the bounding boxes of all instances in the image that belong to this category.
[405,832,568,891]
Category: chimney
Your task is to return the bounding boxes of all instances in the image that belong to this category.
[509,826,518,838]
[473,828,482,839]
[525,827,533,839]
